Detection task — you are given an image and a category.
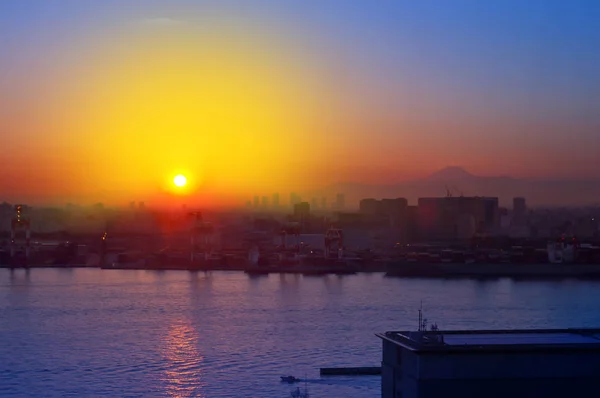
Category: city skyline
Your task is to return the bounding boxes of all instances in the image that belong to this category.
[2,1,600,207]
[3,3,600,397]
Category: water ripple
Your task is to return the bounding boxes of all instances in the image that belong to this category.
[2,270,600,396]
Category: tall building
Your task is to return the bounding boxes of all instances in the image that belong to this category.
[359,198,380,215]
[272,193,280,209]
[378,327,600,398]
[253,196,260,209]
[381,198,409,217]
[481,197,499,230]
[293,202,310,227]
[321,197,327,210]
[360,198,408,220]
[358,198,409,238]
[513,197,527,225]
[513,197,526,213]
[417,196,499,240]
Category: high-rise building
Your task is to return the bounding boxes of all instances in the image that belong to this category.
[381,198,409,217]
[417,196,499,240]
[481,197,499,230]
[293,202,310,217]
[513,197,527,225]
[272,193,280,209]
[360,198,408,217]
[253,196,260,209]
[293,202,310,227]
[360,198,380,215]
[261,196,269,209]
[321,197,327,210]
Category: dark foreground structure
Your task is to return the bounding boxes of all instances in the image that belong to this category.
[377,328,600,398]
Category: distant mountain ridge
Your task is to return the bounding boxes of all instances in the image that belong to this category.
[425,166,476,181]
[317,167,600,207]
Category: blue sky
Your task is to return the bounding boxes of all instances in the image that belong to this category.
[3,0,599,121]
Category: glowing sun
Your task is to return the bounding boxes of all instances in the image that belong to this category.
[173,174,187,187]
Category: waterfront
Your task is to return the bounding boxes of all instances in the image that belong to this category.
[2,271,600,397]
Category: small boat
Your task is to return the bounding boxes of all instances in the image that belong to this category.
[280,375,300,383]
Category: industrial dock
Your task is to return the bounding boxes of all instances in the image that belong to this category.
[3,199,600,280]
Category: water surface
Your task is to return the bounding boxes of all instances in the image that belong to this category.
[2,269,600,397]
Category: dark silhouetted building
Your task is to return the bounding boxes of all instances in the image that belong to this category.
[513,197,527,225]
[293,202,310,219]
[406,206,419,242]
[381,198,409,220]
[418,196,499,240]
[359,198,409,226]
[293,202,310,230]
[378,328,600,398]
[272,193,280,209]
[359,198,380,215]
[355,197,410,245]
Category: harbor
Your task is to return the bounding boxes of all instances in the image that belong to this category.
[4,230,600,280]
[3,201,600,281]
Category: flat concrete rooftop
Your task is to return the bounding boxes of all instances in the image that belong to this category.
[377,328,600,352]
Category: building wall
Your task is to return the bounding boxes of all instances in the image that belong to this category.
[382,341,600,398]
[359,198,380,215]
[382,340,421,398]
[417,378,598,398]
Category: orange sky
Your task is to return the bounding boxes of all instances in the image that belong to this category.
[2,2,600,207]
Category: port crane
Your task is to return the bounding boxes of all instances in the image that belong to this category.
[10,205,31,266]
[324,225,344,259]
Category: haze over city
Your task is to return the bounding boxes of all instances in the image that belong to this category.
[5,2,600,398]
[2,0,600,207]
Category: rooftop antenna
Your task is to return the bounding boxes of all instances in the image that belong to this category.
[445,185,452,198]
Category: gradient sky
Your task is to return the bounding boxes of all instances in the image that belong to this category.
[1,0,600,205]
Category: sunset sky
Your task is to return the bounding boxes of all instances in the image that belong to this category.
[1,0,600,206]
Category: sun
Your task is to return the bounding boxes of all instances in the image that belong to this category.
[173,174,187,187]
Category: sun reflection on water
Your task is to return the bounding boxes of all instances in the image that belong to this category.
[161,321,205,398]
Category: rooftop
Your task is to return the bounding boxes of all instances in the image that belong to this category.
[377,328,600,353]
